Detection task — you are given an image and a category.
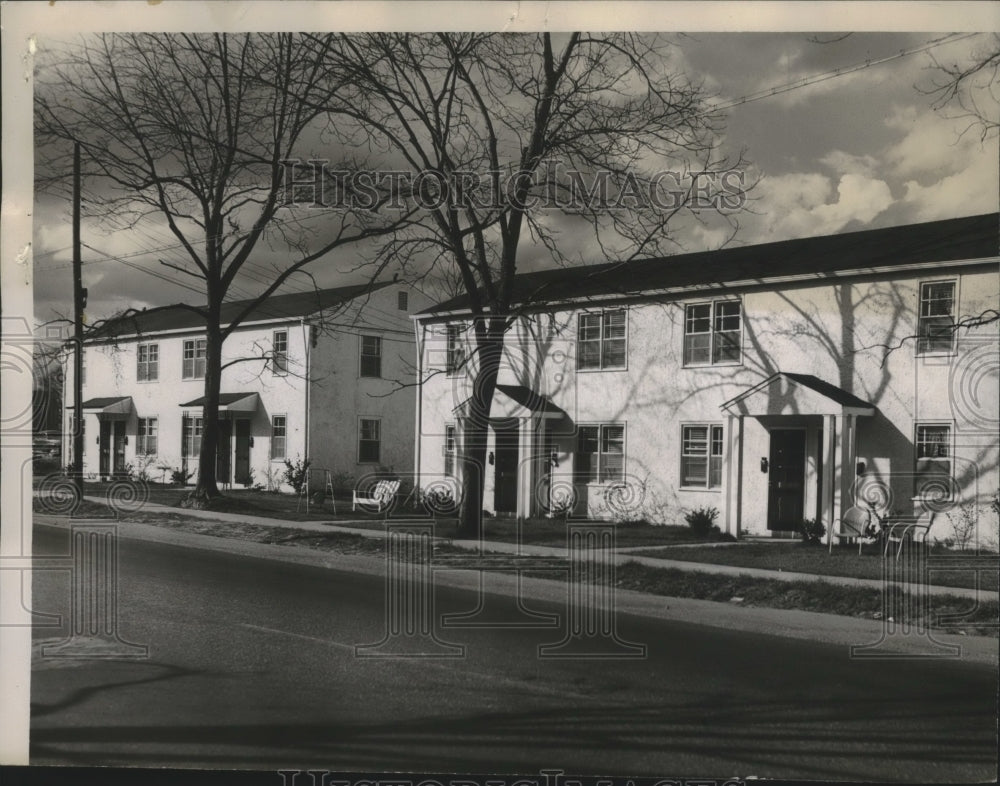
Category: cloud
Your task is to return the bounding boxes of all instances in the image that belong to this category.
[754,171,892,240]
[819,150,880,177]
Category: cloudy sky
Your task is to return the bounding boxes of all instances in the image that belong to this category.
[30,26,999,326]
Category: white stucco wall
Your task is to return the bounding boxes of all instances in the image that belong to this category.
[416,263,1000,547]
[307,285,433,491]
[62,284,432,494]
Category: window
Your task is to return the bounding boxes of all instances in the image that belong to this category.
[67,414,84,462]
[181,415,203,457]
[397,290,409,311]
[272,330,288,375]
[446,324,465,374]
[137,343,159,381]
[136,417,158,455]
[577,309,627,370]
[684,301,742,365]
[358,418,381,463]
[444,424,457,477]
[681,424,724,488]
[360,335,382,378]
[182,339,207,379]
[271,415,287,459]
[918,281,956,354]
[915,423,952,494]
[575,424,624,483]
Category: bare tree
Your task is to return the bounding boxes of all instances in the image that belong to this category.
[303,33,746,536]
[35,33,411,504]
[922,33,1000,142]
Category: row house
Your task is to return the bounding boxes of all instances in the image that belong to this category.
[413,213,999,543]
[63,282,430,490]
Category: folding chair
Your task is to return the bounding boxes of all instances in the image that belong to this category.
[835,506,872,555]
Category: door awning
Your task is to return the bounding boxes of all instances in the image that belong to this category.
[180,392,260,412]
[68,396,134,416]
[721,372,876,417]
[452,384,567,420]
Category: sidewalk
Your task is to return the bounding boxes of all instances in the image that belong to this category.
[80,495,998,601]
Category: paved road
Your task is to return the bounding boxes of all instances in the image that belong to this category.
[30,523,997,780]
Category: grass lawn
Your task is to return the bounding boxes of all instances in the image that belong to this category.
[38,481,400,523]
[330,516,720,547]
[615,562,999,636]
[632,542,999,591]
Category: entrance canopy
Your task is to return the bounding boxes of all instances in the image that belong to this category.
[69,396,133,416]
[721,372,875,418]
[453,384,567,420]
[180,392,260,413]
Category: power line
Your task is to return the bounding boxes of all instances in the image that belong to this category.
[708,33,979,112]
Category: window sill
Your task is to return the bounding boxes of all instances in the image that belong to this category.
[576,366,627,373]
[915,350,957,359]
[682,360,743,369]
[679,486,722,493]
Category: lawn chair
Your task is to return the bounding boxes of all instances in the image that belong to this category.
[352,479,400,516]
[883,512,933,561]
[835,506,872,554]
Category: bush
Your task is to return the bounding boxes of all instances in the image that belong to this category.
[283,456,312,495]
[171,466,194,486]
[685,506,719,537]
[800,518,826,545]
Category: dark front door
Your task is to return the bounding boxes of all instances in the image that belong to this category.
[216,419,232,485]
[99,420,111,477]
[112,420,126,476]
[767,429,806,531]
[493,420,519,515]
[234,420,251,486]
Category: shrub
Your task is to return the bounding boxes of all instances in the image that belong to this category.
[283,456,312,495]
[171,466,194,486]
[128,455,156,483]
[685,506,719,537]
[800,518,826,545]
[946,502,979,552]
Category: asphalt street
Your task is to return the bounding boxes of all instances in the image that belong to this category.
[29,522,998,780]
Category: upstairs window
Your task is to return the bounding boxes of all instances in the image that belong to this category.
[360,335,382,378]
[446,324,465,374]
[684,301,742,365]
[272,330,288,375]
[578,309,627,370]
[137,417,158,455]
[575,424,624,483]
[397,291,409,311]
[137,343,159,382]
[182,339,207,379]
[918,281,956,354]
[681,424,723,489]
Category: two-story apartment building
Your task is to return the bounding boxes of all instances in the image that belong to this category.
[63,281,431,491]
[413,213,999,545]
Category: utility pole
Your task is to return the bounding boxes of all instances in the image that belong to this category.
[72,141,84,501]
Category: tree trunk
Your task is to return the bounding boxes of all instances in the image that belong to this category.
[190,318,224,503]
[456,319,505,539]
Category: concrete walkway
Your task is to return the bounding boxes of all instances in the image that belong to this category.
[79,495,998,601]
